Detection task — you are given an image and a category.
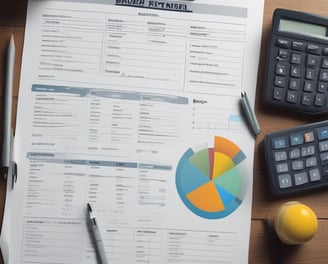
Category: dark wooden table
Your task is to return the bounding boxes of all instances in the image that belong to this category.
[1,0,328,263]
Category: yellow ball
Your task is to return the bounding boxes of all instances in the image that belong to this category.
[274,201,318,245]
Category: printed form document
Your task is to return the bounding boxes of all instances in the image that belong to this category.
[0,0,264,263]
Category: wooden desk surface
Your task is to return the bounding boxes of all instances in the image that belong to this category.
[1,0,328,263]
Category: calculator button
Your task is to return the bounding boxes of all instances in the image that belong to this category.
[322,58,328,68]
[303,81,314,92]
[306,157,317,167]
[294,172,308,185]
[274,151,287,161]
[278,49,289,58]
[290,133,304,146]
[289,148,301,159]
[306,54,319,67]
[290,66,301,77]
[320,152,328,162]
[276,163,289,173]
[301,145,315,157]
[289,79,301,90]
[292,160,304,170]
[319,69,328,81]
[301,93,313,106]
[319,140,328,152]
[274,76,286,87]
[291,53,302,64]
[323,47,328,56]
[272,137,287,149]
[276,38,290,48]
[317,126,328,139]
[306,44,321,55]
[314,93,325,106]
[278,174,292,188]
[322,165,328,176]
[292,41,305,51]
[304,132,314,142]
[317,82,328,93]
[276,62,288,75]
[273,87,284,101]
[305,68,316,80]
[286,90,299,103]
[309,168,321,182]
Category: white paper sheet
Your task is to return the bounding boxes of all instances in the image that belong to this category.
[0,0,264,263]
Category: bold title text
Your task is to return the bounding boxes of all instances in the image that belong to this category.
[115,0,192,12]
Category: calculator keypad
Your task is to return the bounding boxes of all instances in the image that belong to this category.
[267,36,328,114]
[265,121,328,195]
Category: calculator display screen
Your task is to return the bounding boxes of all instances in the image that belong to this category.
[278,18,328,39]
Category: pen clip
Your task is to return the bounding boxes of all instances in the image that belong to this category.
[87,203,97,226]
[10,132,17,190]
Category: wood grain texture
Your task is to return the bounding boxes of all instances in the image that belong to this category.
[1,0,328,263]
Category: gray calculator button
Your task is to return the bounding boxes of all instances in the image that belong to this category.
[305,68,316,80]
[290,133,304,146]
[309,168,321,182]
[319,69,328,81]
[276,163,288,173]
[323,47,328,55]
[291,53,302,64]
[278,174,292,188]
[274,151,287,161]
[294,172,308,186]
[306,157,317,167]
[306,54,319,67]
[289,78,301,90]
[301,145,315,157]
[304,81,314,92]
[306,44,321,55]
[319,140,328,152]
[292,160,304,170]
[278,49,288,58]
[277,38,290,48]
[292,41,305,51]
[314,93,325,106]
[289,148,301,159]
[272,137,287,149]
[286,90,299,103]
[276,63,288,75]
[322,165,328,176]
[273,87,284,100]
[320,152,328,162]
[318,82,328,93]
[322,58,328,68]
[301,93,313,106]
[290,66,301,78]
[275,76,286,87]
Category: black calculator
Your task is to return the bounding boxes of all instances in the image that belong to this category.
[264,8,328,114]
[264,120,328,196]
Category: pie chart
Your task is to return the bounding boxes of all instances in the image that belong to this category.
[176,136,246,219]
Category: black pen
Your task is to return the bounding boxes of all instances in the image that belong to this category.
[87,203,109,264]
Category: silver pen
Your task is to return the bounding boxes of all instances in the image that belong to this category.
[240,91,261,136]
[2,34,15,177]
[87,203,109,264]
